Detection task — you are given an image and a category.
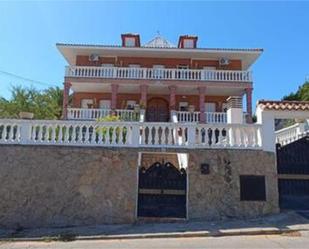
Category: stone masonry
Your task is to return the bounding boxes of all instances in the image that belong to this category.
[0,145,279,229]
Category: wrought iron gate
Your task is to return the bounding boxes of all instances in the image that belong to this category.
[277,136,309,210]
[137,161,187,218]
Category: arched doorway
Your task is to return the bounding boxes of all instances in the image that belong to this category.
[146,98,169,122]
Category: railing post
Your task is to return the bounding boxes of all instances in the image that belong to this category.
[131,124,140,147]
[187,125,196,147]
[20,121,32,144]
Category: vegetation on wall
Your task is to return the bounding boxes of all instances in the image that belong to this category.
[0,86,65,119]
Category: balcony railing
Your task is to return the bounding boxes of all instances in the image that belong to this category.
[275,123,308,146]
[174,111,227,123]
[0,119,262,149]
[67,108,142,121]
[65,66,252,82]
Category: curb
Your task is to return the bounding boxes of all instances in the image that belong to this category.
[0,228,305,242]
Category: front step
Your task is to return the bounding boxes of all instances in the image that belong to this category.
[137,217,187,224]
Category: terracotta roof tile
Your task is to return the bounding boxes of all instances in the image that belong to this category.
[257,100,309,111]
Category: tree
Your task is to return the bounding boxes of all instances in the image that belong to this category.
[283,81,309,101]
[0,86,65,119]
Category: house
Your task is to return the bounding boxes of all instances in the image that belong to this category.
[1,34,288,229]
[57,34,260,123]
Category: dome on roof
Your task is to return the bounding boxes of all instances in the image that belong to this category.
[144,35,176,48]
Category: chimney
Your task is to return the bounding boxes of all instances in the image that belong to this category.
[178,35,198,49]
[121,33,141,47]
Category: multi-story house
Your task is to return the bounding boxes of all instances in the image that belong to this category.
[58,34,261,123]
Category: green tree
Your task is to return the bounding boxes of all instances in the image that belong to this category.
[283,81,309,101]
[0,85,65,119]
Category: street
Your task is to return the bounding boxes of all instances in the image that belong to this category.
[1,232,309,249]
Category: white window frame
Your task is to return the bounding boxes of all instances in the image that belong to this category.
[81,99,94,109]
[205,102,216,113]
[126,100,136,110]
[179,102,189,111]
[99,100,111,109]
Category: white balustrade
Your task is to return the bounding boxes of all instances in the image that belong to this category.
[175,111,227,124]
[65,66,252,82]
[275,123,308,146]
[176,111,200,123]
[67,108,140,121]
[0,119,262,149]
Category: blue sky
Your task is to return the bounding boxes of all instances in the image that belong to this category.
[0,1,308,107]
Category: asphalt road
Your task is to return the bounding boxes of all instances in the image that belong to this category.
[1,232,309,249]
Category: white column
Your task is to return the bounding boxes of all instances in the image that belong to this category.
[256,107,276,152]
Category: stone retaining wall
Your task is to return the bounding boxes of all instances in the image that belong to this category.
[0,145,279,229]
[0,145,138,229]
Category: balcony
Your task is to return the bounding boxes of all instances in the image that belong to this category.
[65,66,252,82]
[0,119,262,149]
[67,108,230,124]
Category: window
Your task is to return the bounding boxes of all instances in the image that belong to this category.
[183,39,194,48]
[99,100,111,109]
[177,65,189,70]
[203,66,216,71]
[81,99,94,109]
[125,37,135,47]
[179,102,189,111]
[126,100,136,110]
[101,64,114,67]
[153,65,165,78]
[205,102,216,113]
[240,175,266,201]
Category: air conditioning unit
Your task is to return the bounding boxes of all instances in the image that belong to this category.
[89,54,100,62]
[219,58,230,66]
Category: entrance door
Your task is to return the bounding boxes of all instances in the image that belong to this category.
[146,98,169,122]
[137,161,187,218]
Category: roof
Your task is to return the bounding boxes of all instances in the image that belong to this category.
[144,35,176,48]
[56,43,263,70]
[257,100,309,111]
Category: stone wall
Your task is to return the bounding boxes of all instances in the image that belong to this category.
[0,145,138,229]
[0,145,279,229]
[188,149,279,220]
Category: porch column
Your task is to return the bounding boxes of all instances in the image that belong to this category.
[246,88,253,123]
[169,85,177,111]
[62,82,71,120]
[111,84,119,110]
[198,86,206,123]
[140,84,148,108]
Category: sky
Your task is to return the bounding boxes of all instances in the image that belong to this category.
[0,1,308,107]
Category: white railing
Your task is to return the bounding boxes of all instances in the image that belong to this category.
[205,112,227,124]
[65,66,252,82]
[275,123,308,146]
[67,108,141,121]
[174,111,227,124]
[0,119,262,149]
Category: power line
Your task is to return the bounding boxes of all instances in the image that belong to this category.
[0,69,58,87]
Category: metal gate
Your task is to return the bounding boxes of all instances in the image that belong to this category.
[277,136,309,210]
[137,161,187,218]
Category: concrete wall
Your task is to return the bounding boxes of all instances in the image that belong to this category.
[0,145,279,229]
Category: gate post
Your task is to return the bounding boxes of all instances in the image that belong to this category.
[256,107,276,152]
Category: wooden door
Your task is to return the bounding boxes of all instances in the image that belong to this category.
[146,98,169,122]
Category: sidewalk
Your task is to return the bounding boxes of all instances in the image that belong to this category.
[1,211,309,241]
